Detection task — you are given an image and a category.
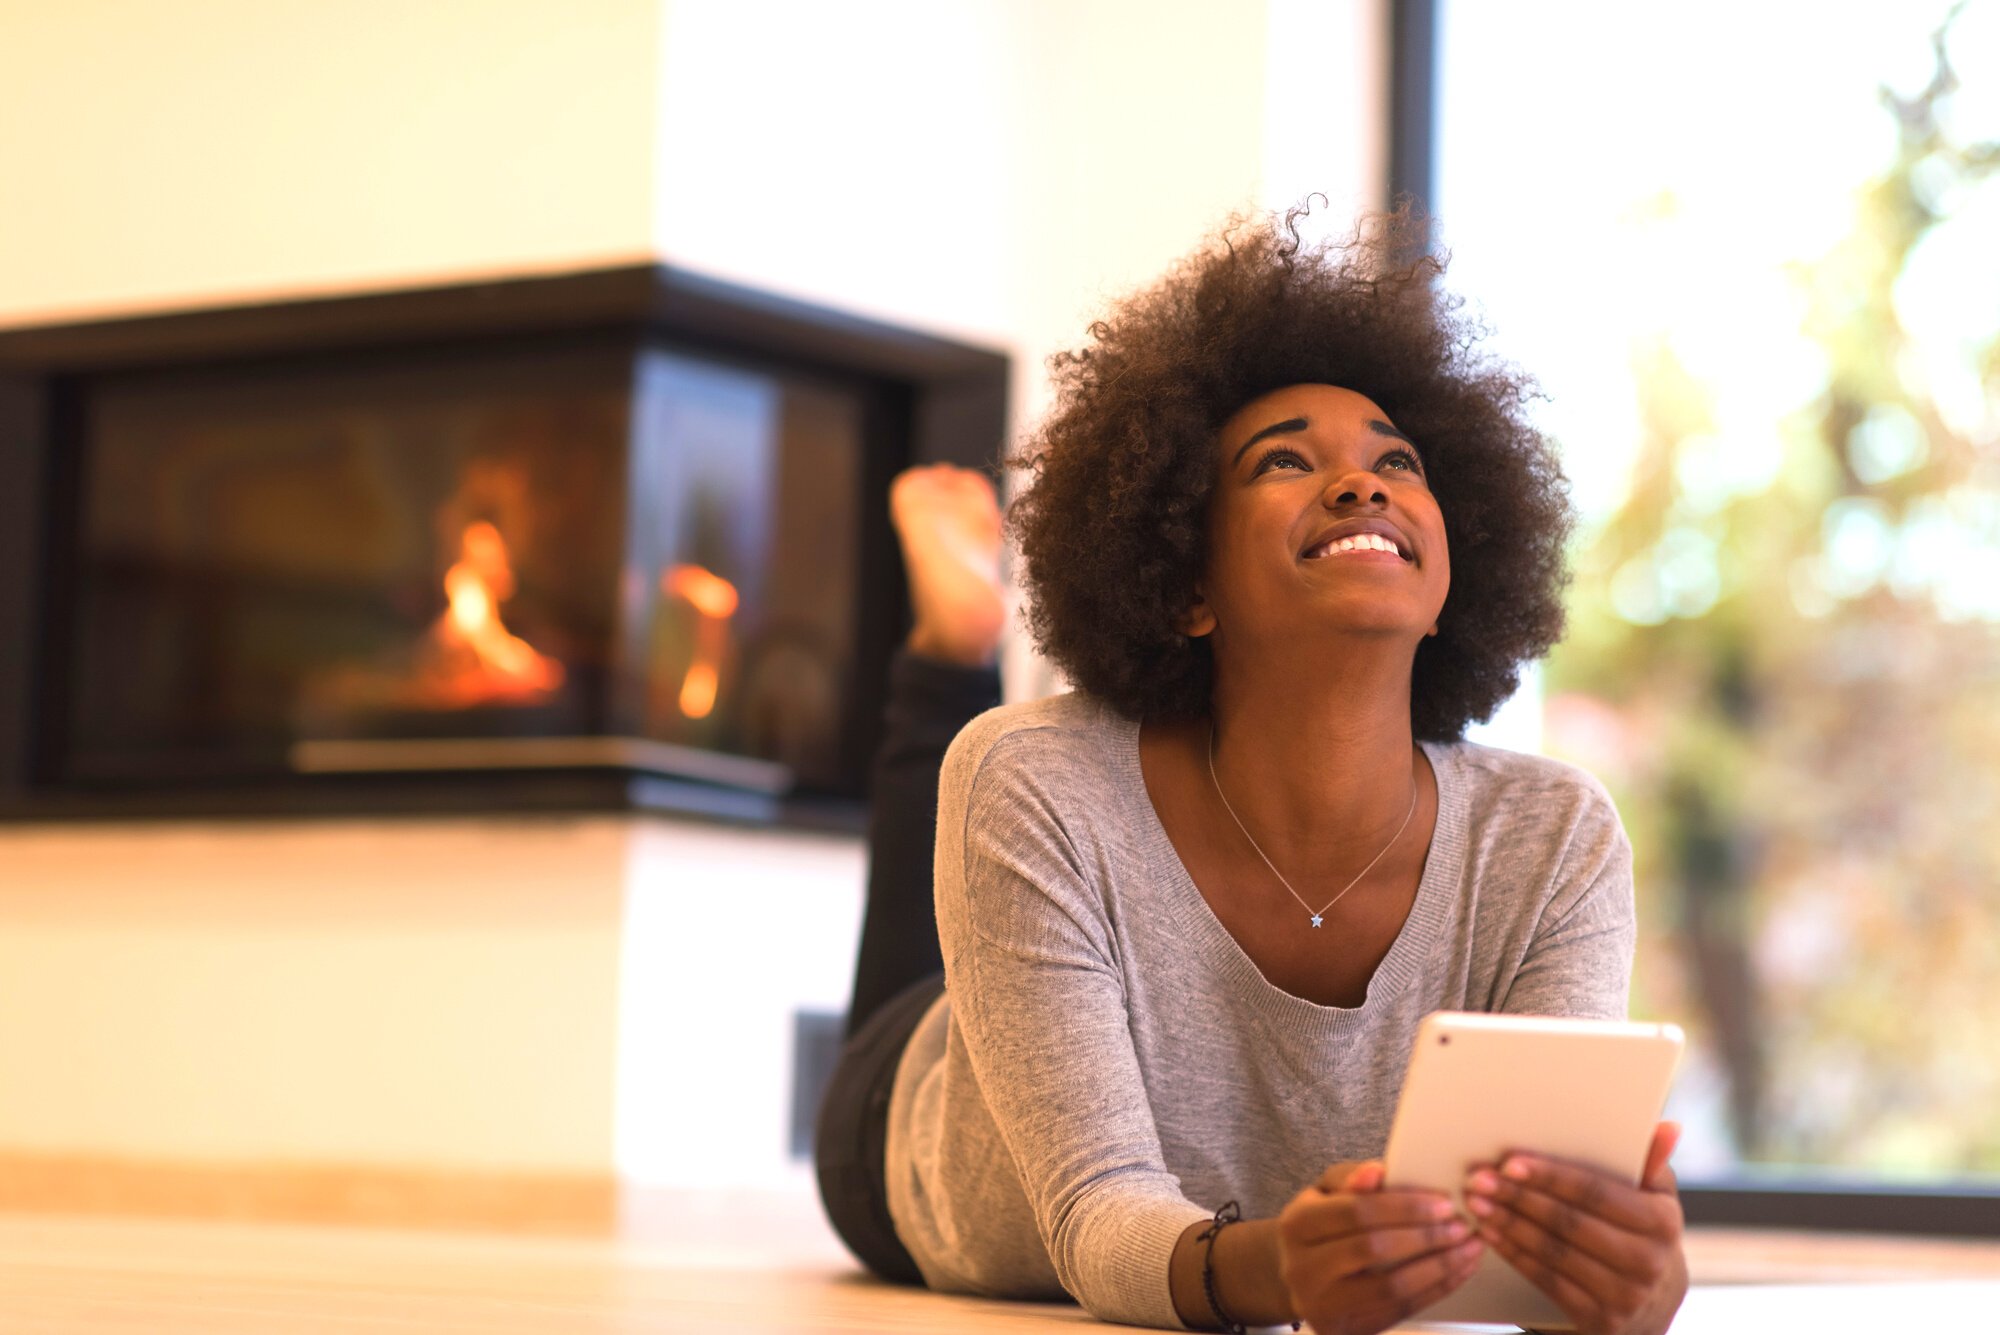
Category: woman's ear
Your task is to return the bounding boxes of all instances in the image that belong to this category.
[1177,594,1217,639]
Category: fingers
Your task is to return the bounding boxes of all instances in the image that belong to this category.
[1344,1161,1385,1192]
[1465,1168,1674,1279]
[1316,1218,1477,1276]
[1641,1122,1681,1190]
[1374,1238,1486,1319]
[1477,1214,1617,1326]
[1314,1159,1385,1193]
[1484,1154,1676,1236]
[1472,1182,1633,1299]
[1280,1186,1459,1249]
[1462,1153,1685,1332]
[1367,1237,1486,1319]
[1304,1235,1487,1331]
[1474,1198,1678,1333]
[1281,1168,1488,1333]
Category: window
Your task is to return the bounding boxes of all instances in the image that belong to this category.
[1434,0,2000,1205]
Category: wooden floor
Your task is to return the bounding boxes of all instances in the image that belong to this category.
[5,1187,1999,1333]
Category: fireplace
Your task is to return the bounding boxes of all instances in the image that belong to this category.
[0,268,1007,823]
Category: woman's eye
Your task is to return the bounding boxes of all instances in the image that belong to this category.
[1254,448,1308,474]
[1379,448,1423,474]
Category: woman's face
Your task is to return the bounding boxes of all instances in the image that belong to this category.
[1187,383,1451,653]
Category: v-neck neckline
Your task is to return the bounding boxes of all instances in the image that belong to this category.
[1111,706,1468,1046]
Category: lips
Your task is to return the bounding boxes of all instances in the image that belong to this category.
[1299,520,1413,562]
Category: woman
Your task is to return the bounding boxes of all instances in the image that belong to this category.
[821,208,1687,1335]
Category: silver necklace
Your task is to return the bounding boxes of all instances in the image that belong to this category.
[1206,725,1418,928]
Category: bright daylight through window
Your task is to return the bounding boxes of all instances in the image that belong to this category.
[1438,0,2000,1185]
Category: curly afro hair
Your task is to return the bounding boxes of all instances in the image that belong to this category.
[1009,204,1574,742]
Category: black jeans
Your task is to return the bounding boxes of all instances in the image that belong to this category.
[816,650,999,1282]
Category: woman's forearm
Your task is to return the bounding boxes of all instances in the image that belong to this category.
[1169,1214,1295,1330]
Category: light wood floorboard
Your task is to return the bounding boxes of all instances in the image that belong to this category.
[4,1189,1998,1333]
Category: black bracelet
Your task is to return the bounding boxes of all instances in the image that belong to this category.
[1192,1207,1304,1327]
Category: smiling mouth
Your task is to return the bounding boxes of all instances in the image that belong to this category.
[1302,532,1411,561]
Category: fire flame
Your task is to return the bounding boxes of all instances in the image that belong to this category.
[431,521,564,705]
[662,563,738,720]
[303,491,571,717]
[678,661,720,718]
[664,564,740,620]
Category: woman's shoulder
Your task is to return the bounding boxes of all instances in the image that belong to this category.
[942,690,1134,792]
[1429,741,1633,929]
[932,693,1143,929]
[1429,739,1624,839]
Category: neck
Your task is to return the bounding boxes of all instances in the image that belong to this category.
[1205,634,1421,866]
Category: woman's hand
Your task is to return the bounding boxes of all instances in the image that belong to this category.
[1276,1159,1486,1335]
[1462,1122,1688,1335]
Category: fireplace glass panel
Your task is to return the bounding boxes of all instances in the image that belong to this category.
[616,349,864,787]
[64,338,869,793]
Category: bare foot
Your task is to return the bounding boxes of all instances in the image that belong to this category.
[891,463,1006,666]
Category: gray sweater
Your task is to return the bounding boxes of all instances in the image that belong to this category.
[884,692,1635,1329]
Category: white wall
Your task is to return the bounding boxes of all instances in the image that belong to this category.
[0,0,1386,353]
[653,0,1275,347]
[0,0,661,326]
[0,818,628,1174]
[0,0,1386,1185]
[1263,0,1388,229]
[0,815,861,1186]
[614,822,864,1189]
[651,0,1386,694]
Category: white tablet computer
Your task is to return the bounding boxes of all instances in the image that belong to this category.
[1381,1011,1685,1330]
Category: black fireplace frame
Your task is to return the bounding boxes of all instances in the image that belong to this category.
[0,266,1008,827]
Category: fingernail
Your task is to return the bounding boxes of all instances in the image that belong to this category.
[1430,1199,1456,1220]
[1465,1194,1494,1218]
[1444,1218,1469,1241]
[1467,1169,1499,1194]
[1457,1238,1485,1260]
[1502,1158,1531,1180]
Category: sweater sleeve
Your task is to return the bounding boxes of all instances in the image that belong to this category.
[933,720,1210,1329]
[1497,773,1638,1021]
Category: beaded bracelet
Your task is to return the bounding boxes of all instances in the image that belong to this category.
[1195,1200,1301,1334]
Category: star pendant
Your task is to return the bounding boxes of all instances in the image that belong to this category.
[1311,914,1324,928]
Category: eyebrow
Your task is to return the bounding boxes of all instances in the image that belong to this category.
[1229,415,1419,467]
[1230,417,1308,466]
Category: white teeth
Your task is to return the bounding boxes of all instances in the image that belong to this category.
[1311,532,1401,558]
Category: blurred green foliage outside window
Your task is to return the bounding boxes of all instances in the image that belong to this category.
[1439,0,1999,1181]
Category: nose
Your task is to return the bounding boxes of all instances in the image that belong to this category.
[1323,469,1388,509]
